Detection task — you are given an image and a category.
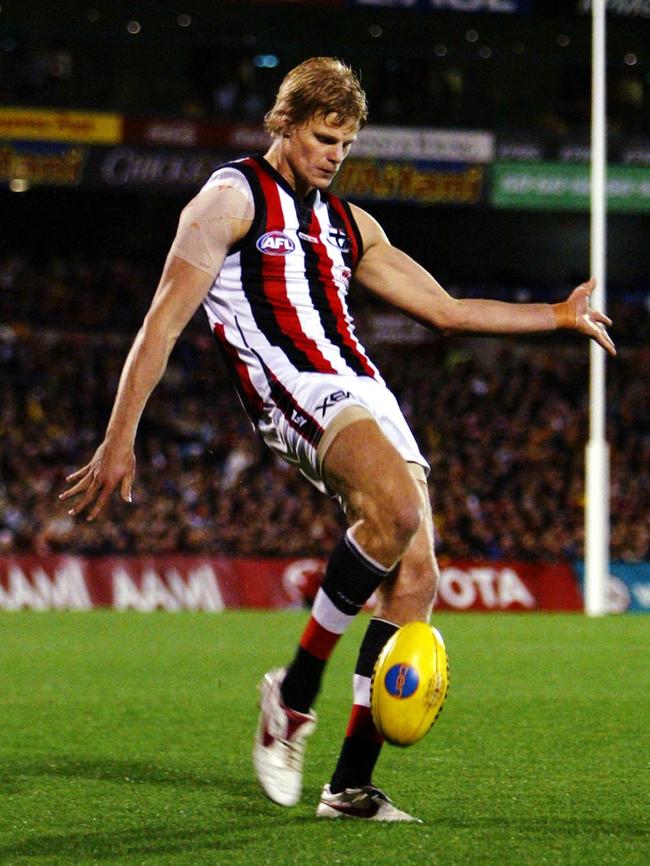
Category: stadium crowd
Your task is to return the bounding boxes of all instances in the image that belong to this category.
[3,26,649,138]
[1,254,648,564]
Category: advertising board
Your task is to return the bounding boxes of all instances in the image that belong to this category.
[0,556,584,612]
[491,161,650,212]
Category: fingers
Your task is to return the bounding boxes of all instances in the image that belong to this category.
[594,328,616,356]
[86,487,115,522]
[58,473,91,502]
[64,463,92,484]
[120,475,133,504]
[597,328,617,356]
[59,473,108,520]
[582,314,617,356]
[59,467,122,520]
[59,443,136,520]
[592,310,613,328]
[571,279,615,355]
[582,277,596,293]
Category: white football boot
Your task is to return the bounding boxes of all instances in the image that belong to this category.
[253,667,317,806]
[316,784,422,822]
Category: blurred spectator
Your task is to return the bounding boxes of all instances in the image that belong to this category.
[186,52,270,120]
[0,36,73,107]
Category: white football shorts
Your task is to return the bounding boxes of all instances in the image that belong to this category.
[256,372,429,494]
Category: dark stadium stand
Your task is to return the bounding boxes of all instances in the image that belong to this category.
[1,1,648,564]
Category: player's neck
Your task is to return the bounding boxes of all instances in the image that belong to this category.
[264,142,314,200]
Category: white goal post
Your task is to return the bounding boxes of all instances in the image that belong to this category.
[585,0,610,617]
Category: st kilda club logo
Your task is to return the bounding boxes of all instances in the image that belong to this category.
[327,227,351,253]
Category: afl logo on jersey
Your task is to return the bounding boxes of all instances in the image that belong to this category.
[256,231,296,256]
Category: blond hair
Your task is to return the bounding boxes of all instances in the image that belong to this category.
[265,57,368,137]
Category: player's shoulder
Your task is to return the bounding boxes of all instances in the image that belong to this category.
[184,159,256,223]
[201,159,256,198]
[347,202,389,249]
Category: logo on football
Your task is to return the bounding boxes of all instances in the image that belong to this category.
[371,621,449,747]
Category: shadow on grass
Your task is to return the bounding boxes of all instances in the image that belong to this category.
[0,756,255,800]
[2,759,647,862]
[1,813,647,863]
[0,757,313,861]
[0,820,314,862]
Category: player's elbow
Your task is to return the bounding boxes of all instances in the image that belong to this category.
[428,297,464,334]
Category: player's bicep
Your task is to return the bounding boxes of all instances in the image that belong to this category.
[349,204,418,302]
[350,205,456,327]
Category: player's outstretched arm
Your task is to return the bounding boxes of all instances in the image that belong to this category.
[350,205,616,356]
[59,256,216,520]
[59,183,252,521]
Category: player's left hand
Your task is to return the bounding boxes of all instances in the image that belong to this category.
[556,279,616,356]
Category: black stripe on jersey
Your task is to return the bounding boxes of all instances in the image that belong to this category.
[330,196,364,263]
[268,374,325,451]
[234,319,325,450]
[238,164,322,373]
[210,322,263,426]
[295,201,370,378]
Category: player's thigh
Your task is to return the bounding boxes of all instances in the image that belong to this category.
[322,416,422,533]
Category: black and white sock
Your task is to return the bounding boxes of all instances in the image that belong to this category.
[280,530,393,714]
[329,617,399,793]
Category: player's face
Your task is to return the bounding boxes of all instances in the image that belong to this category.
[283,113,358,196]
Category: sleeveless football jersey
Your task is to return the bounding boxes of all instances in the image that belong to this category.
[201,156,383,426]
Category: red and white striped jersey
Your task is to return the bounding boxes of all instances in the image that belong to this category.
[201,156,382,424]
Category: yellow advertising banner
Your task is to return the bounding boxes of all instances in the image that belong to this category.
[333,158,485,206]
[0,143,86,186]
[0,107,122,144]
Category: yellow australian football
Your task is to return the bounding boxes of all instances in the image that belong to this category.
[370,621,449,747]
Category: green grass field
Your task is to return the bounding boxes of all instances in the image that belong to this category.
[1,611,649,866]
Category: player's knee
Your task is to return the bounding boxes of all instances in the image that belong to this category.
[381,489,424,557]
[393,498,424,550]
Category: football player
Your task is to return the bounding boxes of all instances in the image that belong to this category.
[60,57,615,822]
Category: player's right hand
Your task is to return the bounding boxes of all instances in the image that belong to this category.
[59,441,136,521]
[554,279,616,356]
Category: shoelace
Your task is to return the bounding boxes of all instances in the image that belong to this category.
[361,786,390,803]
[352,789,383,805]
[278,734,305,771]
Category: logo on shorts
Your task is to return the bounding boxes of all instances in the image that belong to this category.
[291,408,308,427]
[256,231,295,256]
[316,390,352,418]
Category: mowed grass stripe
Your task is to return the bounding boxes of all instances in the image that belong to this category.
[1,611,648,866]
